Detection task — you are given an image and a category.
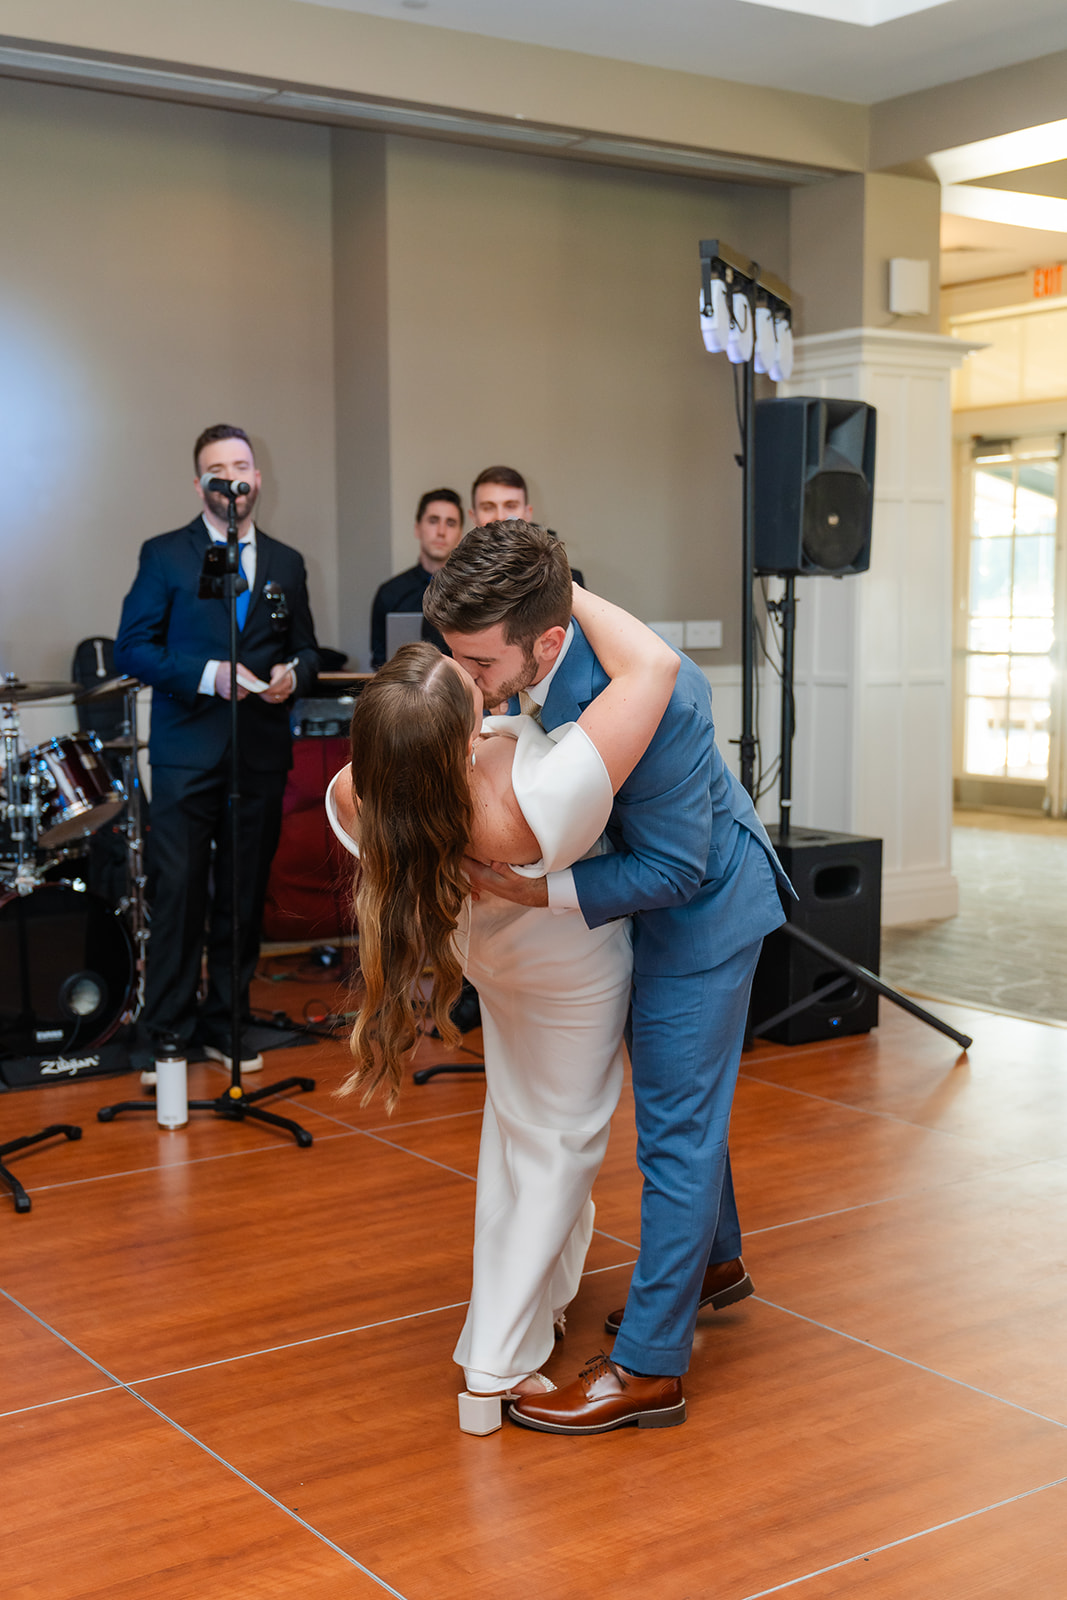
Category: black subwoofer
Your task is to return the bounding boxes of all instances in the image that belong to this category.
[754,397,876,576]
[751,827,882,1044]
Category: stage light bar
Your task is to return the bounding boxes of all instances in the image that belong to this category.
[699,240,793,379]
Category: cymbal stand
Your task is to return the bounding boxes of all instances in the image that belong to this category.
[0,686,81,1214]
[1,688,41,894]
[115,680,148,1020]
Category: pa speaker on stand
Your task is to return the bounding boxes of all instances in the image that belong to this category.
[746,396,972,1056]
[755,396,875,578]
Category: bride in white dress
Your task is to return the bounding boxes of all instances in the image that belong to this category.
[326,586,678,1397]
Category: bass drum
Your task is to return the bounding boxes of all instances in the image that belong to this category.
[0,883,134,1057]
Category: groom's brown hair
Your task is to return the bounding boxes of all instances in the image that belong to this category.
[423,519,572,651]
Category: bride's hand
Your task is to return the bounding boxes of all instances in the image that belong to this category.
[466,859,549,907]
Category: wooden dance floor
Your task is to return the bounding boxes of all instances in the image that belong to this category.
[3,962,1066,1598]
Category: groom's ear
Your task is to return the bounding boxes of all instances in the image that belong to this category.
[532,625,567,671]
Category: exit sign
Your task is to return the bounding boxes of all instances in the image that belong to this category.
[1033,263,1064,298]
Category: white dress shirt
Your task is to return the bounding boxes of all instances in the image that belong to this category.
[198,516,258,697]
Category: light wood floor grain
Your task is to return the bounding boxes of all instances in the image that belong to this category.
[3,967,1065,1599]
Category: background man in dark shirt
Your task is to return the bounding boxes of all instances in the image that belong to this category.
[369,488,465,669]
[470,465,584,588]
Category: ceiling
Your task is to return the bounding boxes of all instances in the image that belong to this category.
[295,0,1067,106]
[941,212,1067,287]
[295,0,1067,286]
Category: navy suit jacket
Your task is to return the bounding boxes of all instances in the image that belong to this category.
[114,515,320,773]
[540,622,790,976]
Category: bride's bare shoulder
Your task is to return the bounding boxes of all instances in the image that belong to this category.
[470,733,538,865]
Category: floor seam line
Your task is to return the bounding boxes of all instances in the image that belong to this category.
[738,1071,1009,1146]
[742,1157,1059,1236]
[756,1294,1067,1428]
[739,1472,1067,1598]
[0,1286,409,1597]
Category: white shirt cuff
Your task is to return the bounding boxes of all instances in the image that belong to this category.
[199,659,221,696]
[546,867,580,914]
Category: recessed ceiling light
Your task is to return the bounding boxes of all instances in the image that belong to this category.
[931,119,1067,186]
[736,0,950,23]
[941,185,1067,234]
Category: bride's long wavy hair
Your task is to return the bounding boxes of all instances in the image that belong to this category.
[339,644,475,1110]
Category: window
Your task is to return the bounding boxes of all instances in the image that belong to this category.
[963,442,1057,786]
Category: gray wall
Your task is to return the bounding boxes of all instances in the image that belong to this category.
[0,77,339,681]
[378,136,790,665]
[0,73,790,680]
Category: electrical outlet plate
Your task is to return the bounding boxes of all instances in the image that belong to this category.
[684,620,723,649]
[647,621,685,648]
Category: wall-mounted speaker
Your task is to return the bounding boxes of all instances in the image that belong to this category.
[754,397,876,577]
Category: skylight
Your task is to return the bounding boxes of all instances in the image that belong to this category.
[736,0,951,24]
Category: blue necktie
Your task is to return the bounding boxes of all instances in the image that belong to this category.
[235,541,251,630]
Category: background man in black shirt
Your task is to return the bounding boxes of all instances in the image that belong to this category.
[369,487,465,669]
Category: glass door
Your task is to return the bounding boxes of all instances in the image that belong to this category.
[959,439,1061,811]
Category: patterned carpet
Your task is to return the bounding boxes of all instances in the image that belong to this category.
[881,823,1067,1025]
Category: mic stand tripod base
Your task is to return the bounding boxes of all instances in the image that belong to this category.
[1,1124,82,1215]
[97,1068,318,1147]
[413,1062,485,1085]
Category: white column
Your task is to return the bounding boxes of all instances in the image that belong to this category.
[779,327,973,926]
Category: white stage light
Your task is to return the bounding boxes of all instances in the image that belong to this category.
[727,290,754,365]
[700,278,730,353]
[769,316,794,383]
[754,304,776,374]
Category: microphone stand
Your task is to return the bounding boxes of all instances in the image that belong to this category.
[99,485,315,1145]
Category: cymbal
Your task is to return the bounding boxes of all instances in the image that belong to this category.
[76,675,140,703]
[0,677,77,703]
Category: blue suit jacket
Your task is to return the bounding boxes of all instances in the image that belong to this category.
[114,516,320,773]
[540,622,790,976]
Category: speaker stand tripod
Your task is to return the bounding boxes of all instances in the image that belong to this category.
[750,582,972,1054]
[98,487,315,1145]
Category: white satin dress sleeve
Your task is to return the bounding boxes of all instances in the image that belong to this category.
[453,715,633,1395]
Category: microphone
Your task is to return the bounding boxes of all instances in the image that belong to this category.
[200,474,251,497]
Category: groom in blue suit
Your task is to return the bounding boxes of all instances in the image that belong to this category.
[426,520,789,1433]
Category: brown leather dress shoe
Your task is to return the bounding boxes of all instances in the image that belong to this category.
[509,1352,685,1434]
[603,1257,753,1336]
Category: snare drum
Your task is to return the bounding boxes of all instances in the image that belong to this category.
[21,733,125,849]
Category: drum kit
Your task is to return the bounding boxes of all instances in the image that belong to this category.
[1,672,148,1072]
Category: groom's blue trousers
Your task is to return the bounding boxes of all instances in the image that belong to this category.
[609,933,764,1377]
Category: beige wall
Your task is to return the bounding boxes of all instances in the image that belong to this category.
[332,129,393,666]
[0,0,867,177]
[870,46,1067,174]
[378,135,789,660]
[0,75,339,682]
[0,70,790,680]
[790,172,940,336]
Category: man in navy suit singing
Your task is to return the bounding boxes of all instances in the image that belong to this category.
[426,520,789,1433]
[115,425,320,1072]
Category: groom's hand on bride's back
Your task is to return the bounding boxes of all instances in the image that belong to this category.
[464,858,549,907]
